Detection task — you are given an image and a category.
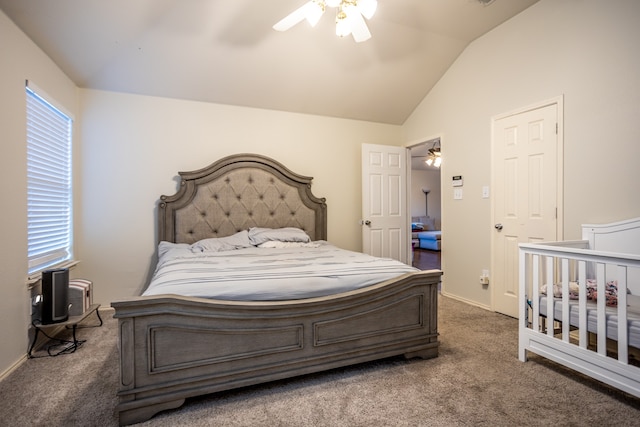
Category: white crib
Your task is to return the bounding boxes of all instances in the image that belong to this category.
[519,217,640,397]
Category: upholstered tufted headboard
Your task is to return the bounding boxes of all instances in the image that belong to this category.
[158,154,327,244]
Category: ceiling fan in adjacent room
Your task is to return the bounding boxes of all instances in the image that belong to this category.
[412,139,442,168]
[273,0,378,42]
[425,145,442,168]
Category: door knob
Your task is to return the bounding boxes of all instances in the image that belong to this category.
[494,223,503,231]
[363,220,371,226]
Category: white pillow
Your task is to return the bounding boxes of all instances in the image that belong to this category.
[158,241,192,259]
[248,227,311,245]
[190,230,253,253]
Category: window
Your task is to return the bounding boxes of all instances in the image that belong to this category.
[26,82,74,275]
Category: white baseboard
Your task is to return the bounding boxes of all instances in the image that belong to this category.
[0,354,27,382]
[440,290,492,311]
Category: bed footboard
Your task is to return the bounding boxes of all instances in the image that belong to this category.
[113,270,440,426]
[518,218,640,398]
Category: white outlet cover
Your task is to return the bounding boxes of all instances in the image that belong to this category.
[454,188,463,200]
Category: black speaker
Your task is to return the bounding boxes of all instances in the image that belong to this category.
[41,268,69,324]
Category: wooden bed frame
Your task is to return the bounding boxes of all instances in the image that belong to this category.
[112,154,441,426]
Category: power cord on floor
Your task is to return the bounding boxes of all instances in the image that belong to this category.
[29,320,86,358]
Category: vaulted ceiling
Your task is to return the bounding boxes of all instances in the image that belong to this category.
[1,0,538,124]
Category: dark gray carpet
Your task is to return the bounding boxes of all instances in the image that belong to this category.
[1,295,639,426]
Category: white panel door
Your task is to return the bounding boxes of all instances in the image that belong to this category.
[492,101,561,317]
[362,143,408,263]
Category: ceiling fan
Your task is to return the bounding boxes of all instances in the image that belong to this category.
[273,0,378,42]
[412,140,442,168]
[424,146,442,167]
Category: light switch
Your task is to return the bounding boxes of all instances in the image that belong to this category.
[454,188,463,200]
[482,186,490,199]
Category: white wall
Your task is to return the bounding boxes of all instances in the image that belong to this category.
[76,90,404,305]
[403,0,640,308]
[0,11,78,375]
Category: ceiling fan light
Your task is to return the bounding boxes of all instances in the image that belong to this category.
[305,1,325,27]
[275,0,375,42]
[342,4,370,42]
[426,157,434,166]
[336,11,351,37]
[434,156,442,168]
[358,0,377,19]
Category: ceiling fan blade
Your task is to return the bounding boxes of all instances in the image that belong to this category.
[274,1,325,31]
[357,0,378,20]
[273,2,311,32]
[345,7,371,42]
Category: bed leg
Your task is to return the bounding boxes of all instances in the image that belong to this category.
[118,398,185,426]
[404,345,438,360]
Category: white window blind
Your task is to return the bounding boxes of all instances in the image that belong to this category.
[26,82,74,275]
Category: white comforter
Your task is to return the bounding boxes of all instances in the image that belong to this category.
[143,241,418,301]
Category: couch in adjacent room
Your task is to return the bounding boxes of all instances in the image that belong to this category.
[411,216,441,251]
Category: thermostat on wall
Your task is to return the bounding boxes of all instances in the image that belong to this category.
[452,175,463,187]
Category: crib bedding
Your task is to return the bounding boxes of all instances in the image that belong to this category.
[143,241,419,301]
[537,295,640,349]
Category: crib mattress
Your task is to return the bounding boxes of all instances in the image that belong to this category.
[538,296,640,349]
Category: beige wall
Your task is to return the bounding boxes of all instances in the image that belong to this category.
[0,11,78,375]
[76,90,403,305]
[403,0,640,308]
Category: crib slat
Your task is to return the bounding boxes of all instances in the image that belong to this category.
[596,263,606,355]
[578,261,587,349]
[561,258,570,341]
[546,256,554,337]
[617,265,628,364]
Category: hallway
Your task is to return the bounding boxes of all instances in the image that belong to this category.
[412,248,440,271]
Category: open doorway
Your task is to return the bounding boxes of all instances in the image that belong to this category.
[409,139,442,270]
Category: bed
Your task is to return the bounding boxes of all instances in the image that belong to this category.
[519,217,640,398]
[112,154,441,426]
